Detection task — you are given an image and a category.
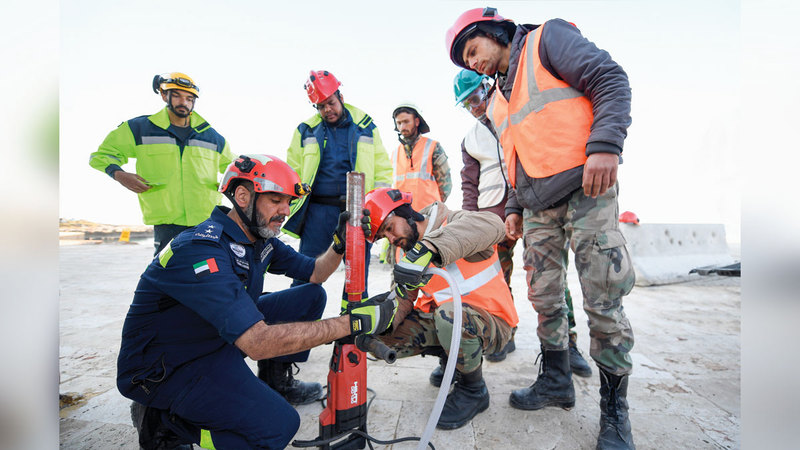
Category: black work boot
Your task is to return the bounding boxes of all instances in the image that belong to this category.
[569,332,592,378]
[436,366,490,430]
[429,356,461,387]
[597,368,635,450]
[257,360,323,405]
[130,401,194,449]
[509,346,575,410]
[485,332,517,362]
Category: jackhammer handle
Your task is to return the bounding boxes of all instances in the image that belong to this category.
[356,335,397,364]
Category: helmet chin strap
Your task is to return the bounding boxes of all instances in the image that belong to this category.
[231,192,263,239]
[398,131,419,148]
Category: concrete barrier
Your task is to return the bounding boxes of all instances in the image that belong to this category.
[619,223,736,286]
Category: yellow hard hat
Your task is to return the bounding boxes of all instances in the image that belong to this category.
[152,72,200,97]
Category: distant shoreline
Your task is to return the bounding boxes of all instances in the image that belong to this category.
[59,219,153,244]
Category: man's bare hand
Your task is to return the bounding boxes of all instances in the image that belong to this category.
[114,171,151,193]
[582,153,619,198]
[505,213,522,240]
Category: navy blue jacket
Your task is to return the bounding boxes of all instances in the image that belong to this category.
[116,206,315,406]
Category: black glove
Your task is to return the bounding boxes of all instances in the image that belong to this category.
[345,291,397,335]
[331,209,371,255]
[393,241,435,299]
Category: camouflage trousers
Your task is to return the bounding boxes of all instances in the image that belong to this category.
[376,302,513,375]
[497,236,519,296]
[498,232,578,334]
[522,184,635,374]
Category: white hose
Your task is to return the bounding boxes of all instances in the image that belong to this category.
[416,267,462,450]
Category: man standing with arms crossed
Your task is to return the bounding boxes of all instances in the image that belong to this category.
[447,8,636,449]
[90,72,234,255]
[453,69,592,373]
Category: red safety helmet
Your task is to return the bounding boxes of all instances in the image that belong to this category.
[304,70,342,104]
[363,188,413,243]
[445,7,514,69]
[619,211,640,224]
[219,154,310,198]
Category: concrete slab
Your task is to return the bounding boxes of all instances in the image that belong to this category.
[59,240,740,449]
[620,223,738,286]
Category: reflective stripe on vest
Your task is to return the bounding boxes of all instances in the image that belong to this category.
[417,246,518,328]
[488,23,593,185]
[393,137,441,210]
[430,260,502,302]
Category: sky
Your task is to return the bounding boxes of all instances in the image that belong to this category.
[59,0,743,242]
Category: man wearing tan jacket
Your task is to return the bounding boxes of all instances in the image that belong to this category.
[362,187,518,430]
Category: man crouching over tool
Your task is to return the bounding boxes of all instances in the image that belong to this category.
[364,187,519,429]
[116,154,396,449]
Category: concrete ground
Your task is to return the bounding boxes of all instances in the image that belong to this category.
[59,239,740,449]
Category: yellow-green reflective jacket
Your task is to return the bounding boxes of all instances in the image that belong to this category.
[282,104,392,238]
[89,108,234,226]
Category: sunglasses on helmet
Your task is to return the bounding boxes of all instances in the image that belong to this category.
[165,77,199,91]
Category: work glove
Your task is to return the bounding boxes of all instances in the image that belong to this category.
[346,291,397,335]
[393,242,435,299]
[331,209,371,255]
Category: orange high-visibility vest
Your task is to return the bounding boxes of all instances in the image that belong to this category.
[416,244,518,328]
[487,23,593,187]
[393,137,441,210]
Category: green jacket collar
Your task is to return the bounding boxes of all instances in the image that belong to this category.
[148,107,209,131]
[304,103,368,128]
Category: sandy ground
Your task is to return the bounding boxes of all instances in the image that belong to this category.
[59,238,740,449]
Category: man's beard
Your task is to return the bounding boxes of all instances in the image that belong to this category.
[397,218,420,252]
[244,203,282,239]
[168,94,192,118]
[399,130,418,146]
[172,108,190,118]
[171,103,191,118]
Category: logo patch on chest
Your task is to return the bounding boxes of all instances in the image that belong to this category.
[230,243,246,258]
[260,243,273,262]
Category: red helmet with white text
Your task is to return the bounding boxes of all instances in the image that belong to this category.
[445,7,515,69]
[304,70,342,104]
[219,154,310,198]
[363,188,413,243]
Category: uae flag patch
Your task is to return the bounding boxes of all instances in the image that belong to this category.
[193,258,219,278]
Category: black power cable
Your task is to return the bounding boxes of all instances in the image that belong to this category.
[292,387,435,449]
